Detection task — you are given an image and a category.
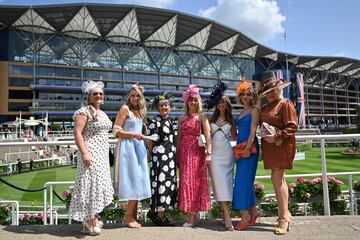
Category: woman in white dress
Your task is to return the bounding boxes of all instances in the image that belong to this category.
[70,81,114,236]
[206,82,236,231]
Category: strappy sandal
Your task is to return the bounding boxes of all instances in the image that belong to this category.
[248,212,260,226]
[235,219,249,231]
[275,219,291,235]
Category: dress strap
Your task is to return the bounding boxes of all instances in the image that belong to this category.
[211,124,231,141]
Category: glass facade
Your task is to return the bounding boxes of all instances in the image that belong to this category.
[0,4,358,126]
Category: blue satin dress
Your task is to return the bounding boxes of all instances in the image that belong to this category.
[233,113,259,210]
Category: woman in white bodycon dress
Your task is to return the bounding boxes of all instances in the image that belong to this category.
[208,93,236,231]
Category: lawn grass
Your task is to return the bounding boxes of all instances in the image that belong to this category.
[0,147,359,205]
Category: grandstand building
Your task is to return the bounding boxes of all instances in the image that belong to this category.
[0,3,359,128]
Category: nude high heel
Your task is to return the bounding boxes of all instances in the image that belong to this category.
[275,219,290,235]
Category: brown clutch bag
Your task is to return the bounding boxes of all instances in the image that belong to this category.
[233,141,257,160]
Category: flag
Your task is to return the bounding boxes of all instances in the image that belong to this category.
[296,73,306,128]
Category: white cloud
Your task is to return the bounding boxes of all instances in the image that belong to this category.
[199,0,286,41]
[118,0,175,8]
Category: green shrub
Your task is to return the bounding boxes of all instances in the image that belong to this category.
[0,205,11,225]
[296,143,312,152]
[353,181,360,192]
[343,128,360,134]
[310,200,346,215]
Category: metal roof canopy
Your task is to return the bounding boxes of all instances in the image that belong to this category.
[0,3,358,87]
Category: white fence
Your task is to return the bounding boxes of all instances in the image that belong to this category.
[0,133,359,225]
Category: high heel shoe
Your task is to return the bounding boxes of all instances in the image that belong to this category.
[248,212,260,226]
[96,220,104,228]
[183,213,199,228]
[273,212,292,226]
[82,221,101,236]
[275,219,290,235]
[235,219,249,231]
[223,217,234,231]
[123,216,141,228]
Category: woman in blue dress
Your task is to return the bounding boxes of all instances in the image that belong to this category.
[233,79,260,231]
[113,83,151,228]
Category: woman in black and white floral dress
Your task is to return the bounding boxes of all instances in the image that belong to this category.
[147,93,177,226]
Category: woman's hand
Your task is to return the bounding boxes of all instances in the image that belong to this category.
[205,154,212,165]
[134,133,145,140]
[82,152,91,167]
[263,134,276,143]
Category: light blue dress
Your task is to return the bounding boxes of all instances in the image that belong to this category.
[114,106,151,201]
[233,113,259,210]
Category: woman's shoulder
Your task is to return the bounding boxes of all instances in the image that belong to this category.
[73,107,90,119]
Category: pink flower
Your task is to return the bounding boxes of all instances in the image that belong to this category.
[335,179,343,185]
[38,213,44,219]
[311,178,322,184]
[254,183,265,190]
[297,177,306,183]
[62,191,69,198]
[328,176,336,182]
[289,182,296,187]
[32,213,38,218]
[23,213,30,220]
[5,207,10,212]
[290,187,294,193]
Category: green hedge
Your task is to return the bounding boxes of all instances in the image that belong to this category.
[343,128,360,134]
[296,143,312,152]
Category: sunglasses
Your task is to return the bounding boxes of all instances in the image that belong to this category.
[239,93,251,97]
[92,92,104,96]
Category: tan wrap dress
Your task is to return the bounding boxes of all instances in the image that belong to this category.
[260,98,298,169]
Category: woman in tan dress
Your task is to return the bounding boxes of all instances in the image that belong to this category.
[258,72,298,235]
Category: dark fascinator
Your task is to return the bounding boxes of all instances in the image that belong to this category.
[151,92,174,109]
[204,81,227,110]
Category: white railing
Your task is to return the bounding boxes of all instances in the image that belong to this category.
[256,171,360,215]
[43,181,74,225]
[0,200,19,225]
[0,133,359,223]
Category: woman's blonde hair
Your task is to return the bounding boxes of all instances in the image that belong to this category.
[184,94,202,116]
[125,86,147,119]
[237,87,259,106]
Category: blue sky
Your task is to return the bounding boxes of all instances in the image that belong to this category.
[2,0,360,60]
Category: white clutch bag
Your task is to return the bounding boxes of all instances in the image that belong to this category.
[197,134,206,147]
[259,122,278,137]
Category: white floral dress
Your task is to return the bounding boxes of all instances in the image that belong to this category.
[69,107,114,221]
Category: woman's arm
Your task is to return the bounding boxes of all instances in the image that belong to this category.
[274,100,298,146]
[246,107,260,150]
[230,118,237,141]
[201,113,212,164]
[73,113,91,167]
[176,116,184,164]
[113,105,144,140]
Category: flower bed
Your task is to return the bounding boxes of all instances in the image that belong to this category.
[289,176,343,203]
[0,205,11,225]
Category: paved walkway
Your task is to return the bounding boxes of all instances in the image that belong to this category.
[0,216,360,240]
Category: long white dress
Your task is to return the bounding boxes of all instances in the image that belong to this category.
[69,107,114,221]
[208,122,234,201]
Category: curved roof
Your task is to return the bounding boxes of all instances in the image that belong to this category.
[0,3,359,82]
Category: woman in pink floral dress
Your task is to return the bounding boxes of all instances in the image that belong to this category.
[177,84,212,227]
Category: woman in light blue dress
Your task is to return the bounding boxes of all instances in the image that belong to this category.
[113,83,151,228]
[233,79,260,231]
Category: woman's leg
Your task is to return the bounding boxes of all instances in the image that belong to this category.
[220,201,233,230]
[271,169,289,220]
